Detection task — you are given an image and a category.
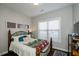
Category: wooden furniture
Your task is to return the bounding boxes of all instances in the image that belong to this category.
[68,34,72,56]
[72,39,79,56]
[68,34,79,56]
[8,30,12,52]
[8,30,51,56]
[50,37,53,52]
[36,47,41,56]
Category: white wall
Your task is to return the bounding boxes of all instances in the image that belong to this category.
[73,4,79,24]
[32,6,73,51]
[0,5,31,54]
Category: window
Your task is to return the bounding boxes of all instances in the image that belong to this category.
[38,18,61,42]
[38,22,47,39]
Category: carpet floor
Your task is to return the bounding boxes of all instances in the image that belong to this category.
[2,49,68,56]
[2,51,18,56]
[53,50,67,56]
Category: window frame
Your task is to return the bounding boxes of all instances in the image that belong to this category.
[38,17,61,42]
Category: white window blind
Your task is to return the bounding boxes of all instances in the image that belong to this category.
[38,18,61,42]
[38,22,47,39]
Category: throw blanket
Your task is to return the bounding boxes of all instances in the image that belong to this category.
[24,39,49,50]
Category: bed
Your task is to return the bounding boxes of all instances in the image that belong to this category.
[8,30,52,56]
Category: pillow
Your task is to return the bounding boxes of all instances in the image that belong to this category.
[12,36,22,42]
[27,42,33,46]
[19,36,27,42]
[12,35,27,42]
[27,35,31,38]
[23,37,29,42]
[12,37,18,42]
[38,39,41,41]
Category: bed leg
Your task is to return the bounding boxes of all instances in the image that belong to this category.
[36,47,40,56]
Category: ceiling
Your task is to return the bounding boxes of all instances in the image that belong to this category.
[1,3,72,18]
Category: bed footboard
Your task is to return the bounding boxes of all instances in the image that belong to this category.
[36,47,40,56]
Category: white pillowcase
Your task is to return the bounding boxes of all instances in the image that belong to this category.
[12,35,26,42]
[27,35,31,38]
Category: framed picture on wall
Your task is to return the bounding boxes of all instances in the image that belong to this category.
[7,22,16,28]
[17,24,27,29]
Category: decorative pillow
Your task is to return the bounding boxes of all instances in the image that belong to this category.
[12,35,24,42]
[38,39,41,41]
[24,37,29,42]
[19,36,27,42]
[27,35,31,38]
[12,36,19,42]
[27,42,33,46]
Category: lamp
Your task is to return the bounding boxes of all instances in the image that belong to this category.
[33,3,39,5]
[28,28,32,34]
[27,25,32,38]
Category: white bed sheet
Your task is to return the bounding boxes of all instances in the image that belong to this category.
[9,41,36,56]
[9,38,50,56]
[9,38,37,56]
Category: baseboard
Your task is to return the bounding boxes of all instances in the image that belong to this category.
[0,51,8,56]
[53,47,68,52]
